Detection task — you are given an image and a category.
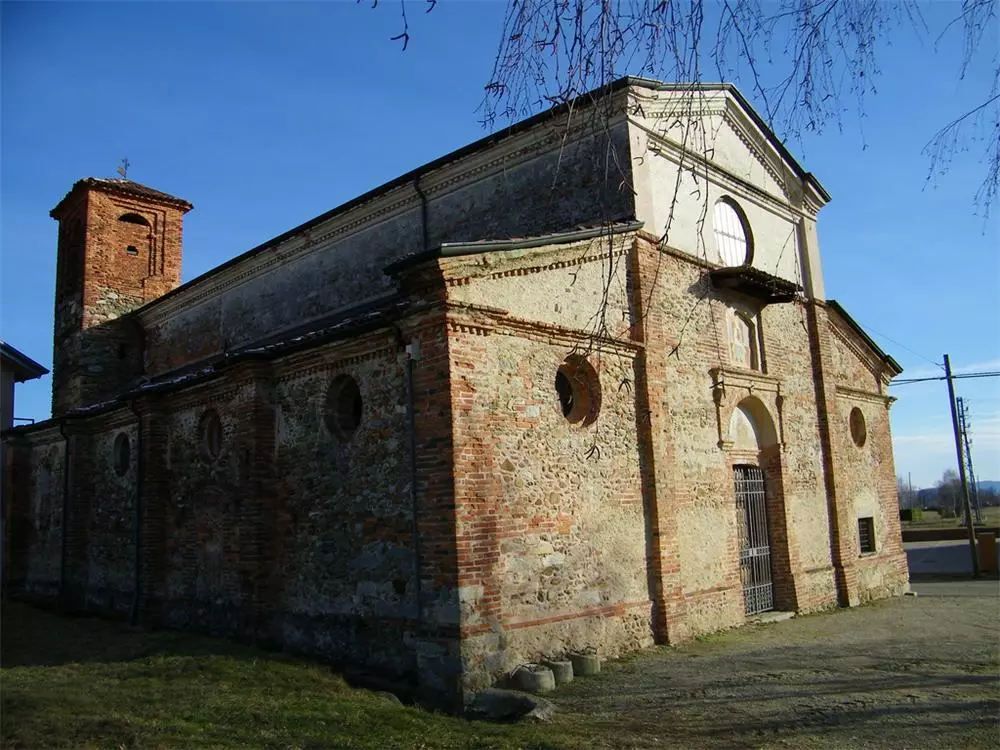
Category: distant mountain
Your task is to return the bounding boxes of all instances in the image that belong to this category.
[917,480,999,495]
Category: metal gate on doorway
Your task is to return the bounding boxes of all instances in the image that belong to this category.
[734,464,774,615]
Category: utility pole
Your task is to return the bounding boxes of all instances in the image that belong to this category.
[957,397,983,524]
[944,355,980,577]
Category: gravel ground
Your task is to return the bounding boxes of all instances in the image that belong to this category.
[546,583,999,749]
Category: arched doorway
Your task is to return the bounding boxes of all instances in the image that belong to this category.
[728,398,779,615]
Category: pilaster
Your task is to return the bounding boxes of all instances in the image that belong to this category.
[630,234,688,642]
[231,360,281,638]
[134,395,170,623]
[805,302,859,606]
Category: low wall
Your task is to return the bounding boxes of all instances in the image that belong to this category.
[901,527,999,543]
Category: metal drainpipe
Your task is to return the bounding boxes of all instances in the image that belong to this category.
[395,328,423,623]
[406,174,429,624]
[58,420,71,612]
[413,175,430,251]
[129,401,143,626]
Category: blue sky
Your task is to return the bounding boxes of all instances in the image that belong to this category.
[2,1,997,488]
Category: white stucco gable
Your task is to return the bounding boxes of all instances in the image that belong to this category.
[626,80,829,298]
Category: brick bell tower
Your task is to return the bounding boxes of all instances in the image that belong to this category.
[49,178,193,415]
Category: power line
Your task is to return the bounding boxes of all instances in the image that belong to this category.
[848,318,943,370]
[890,370,1000,386]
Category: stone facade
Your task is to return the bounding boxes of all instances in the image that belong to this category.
[3,78,907,708]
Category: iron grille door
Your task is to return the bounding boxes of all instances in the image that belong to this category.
[734,465,774,616]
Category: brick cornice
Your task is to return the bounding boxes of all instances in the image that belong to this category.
[444,301,641,355]
[834,384,895,408]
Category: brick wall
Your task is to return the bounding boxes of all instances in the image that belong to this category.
[824,312,908,602]
[441,232,894,652]
[83,421,138,615]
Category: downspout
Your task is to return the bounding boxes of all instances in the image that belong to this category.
[395,328,423,622]
[129,401,143,626]
[404,173,429,623]
[413,175,430,252]
[58,420,71,612]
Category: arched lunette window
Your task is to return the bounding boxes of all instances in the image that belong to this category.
[713,198,753,267]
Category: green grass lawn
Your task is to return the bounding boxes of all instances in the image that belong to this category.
[0,602,583,750]
[902,505,1000,530]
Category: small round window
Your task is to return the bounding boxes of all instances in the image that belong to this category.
[554,356,601,426]
[713,198,752,267]
[113,433,130,476]
[849,407,867,448]
[325,375,363,441]
[199,409,224,460]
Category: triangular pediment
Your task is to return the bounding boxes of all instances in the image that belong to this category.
[629,81,828,211]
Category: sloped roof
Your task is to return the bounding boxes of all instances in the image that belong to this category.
[0,341,49,382]
[51,177,193,217]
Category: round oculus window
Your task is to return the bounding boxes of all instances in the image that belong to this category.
[325,374,363,440]
[849,407,867,448]
[113,433,130,476]
[555,356,601,426]
[199,409,224,461]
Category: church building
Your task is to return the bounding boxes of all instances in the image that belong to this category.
[2,78,908,707]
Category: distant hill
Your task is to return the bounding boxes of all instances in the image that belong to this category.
[918,480,999,495]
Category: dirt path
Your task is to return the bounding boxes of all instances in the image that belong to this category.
[546,583,999,748]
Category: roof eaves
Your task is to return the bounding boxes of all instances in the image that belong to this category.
[129,76,826,319]
[385,220,644,275]
[826,300,903,376]
[50,178,192,218]
[624,78,831,202]
[0,341,50,382]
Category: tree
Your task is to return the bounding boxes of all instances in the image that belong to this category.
[937,468,962,518]
[371,0,998,458]
[896,476,917,509]
[376,0,999,216]
[488,0,998,214]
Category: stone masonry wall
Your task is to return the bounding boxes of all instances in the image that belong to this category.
[623,240,838,634]
[270,338,419,683]
[441,233,850,652]
[82,420,138,615]
[6,429,65,602]
[157,382,257,635]
[756,301,839,611]
[447,323,652,691]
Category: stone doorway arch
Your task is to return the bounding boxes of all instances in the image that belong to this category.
[722,394,797,614]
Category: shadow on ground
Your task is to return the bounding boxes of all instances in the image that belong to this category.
[2,587,998,749]
[0,601,264,669]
